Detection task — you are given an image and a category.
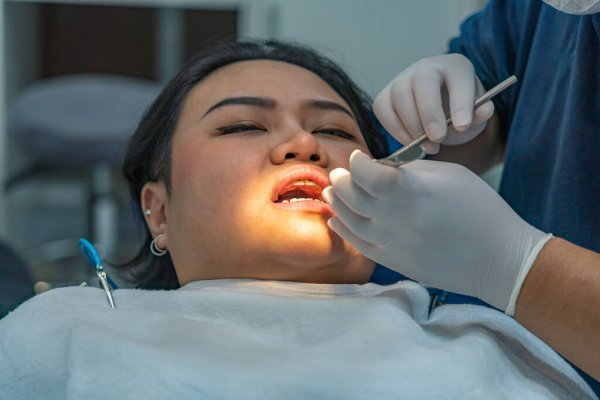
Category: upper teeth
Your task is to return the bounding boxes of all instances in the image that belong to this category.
[292,179,317,186]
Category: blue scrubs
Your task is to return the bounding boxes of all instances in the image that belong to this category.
[376,0,600,392]
[449,0,600,253]
[374,0,600,392]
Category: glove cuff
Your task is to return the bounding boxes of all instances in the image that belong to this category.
[504,232,554,316]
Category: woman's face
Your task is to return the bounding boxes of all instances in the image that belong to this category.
[143,60,375,285]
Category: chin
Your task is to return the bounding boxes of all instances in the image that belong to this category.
[280,218,340,251]
[266,230,371,282]
[244,211,373,282]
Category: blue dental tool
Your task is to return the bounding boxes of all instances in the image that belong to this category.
[79,238,117,308]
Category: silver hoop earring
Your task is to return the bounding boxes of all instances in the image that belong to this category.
[150,234,167,256]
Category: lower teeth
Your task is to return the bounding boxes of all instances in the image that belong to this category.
[280,198,322,203]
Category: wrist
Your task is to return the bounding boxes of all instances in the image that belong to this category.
[478,224,552,312]
[504,232,554,315]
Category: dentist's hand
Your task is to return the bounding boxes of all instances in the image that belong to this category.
[374,54,495,154]
[322,151,552,314]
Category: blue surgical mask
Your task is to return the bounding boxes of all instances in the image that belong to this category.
[543,0,600,14]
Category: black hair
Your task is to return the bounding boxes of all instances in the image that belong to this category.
[119,39,390,289]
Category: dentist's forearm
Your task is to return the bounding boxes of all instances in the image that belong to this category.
[515,237,600,380]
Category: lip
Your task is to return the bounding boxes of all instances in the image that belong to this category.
[271,165,333,215]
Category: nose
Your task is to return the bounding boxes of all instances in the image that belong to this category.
[270,128,329,167]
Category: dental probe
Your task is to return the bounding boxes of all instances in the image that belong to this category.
[377,75,517,167]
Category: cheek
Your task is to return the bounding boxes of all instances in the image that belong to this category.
[324,141,370,169]
[171,145,218,196]
[170,142,226,220]
[169,139,261,227]
[171,135,244,192]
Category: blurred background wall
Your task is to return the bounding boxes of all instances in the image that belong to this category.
[0,0,487,314]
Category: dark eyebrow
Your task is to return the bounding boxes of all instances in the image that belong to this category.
[303,100,354,119]
[203,96,276,117]
[202,96,354,120]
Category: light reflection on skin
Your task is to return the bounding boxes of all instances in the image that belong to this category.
[141,60,375,286]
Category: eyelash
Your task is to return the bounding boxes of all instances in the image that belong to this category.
[316,128,356,140]
[217,123,264,135]
[217,123,356,140]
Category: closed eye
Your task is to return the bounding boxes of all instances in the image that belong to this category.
[314,128,356,141]
[217,123,265,135]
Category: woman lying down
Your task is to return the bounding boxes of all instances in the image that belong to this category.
[0,40,596,399]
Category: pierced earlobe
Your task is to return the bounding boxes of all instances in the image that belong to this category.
[150,234,167,256]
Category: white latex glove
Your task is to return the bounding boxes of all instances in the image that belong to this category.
[322,150,553,315]
[373,54,495,154]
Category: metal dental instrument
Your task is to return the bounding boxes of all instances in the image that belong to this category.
[377,75,517,167]
[79,238,117,308]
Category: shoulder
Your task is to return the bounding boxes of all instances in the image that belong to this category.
[0,287,98,392]
[450,0,542,50]
[5,285,99,314]
[0,285,165,339]
[0,287,100,339]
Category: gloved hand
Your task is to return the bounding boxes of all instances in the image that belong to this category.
[373,54,495,154]
[322,150,553,315]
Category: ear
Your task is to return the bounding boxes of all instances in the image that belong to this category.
[141,182,169,240]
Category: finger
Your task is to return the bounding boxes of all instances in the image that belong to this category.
[327,217,380,258]
[388,80,440,154]
[424,142,440,154]
[412,70,447,143]
[373,85,414,145]
[388,80,426,142]
[330,216,427,278]
[442,62,477,131]
[325,190,391,246]
[328,168,376,217]
[472,100,494,125]
[322,186,372,229]
[347,150,403,198]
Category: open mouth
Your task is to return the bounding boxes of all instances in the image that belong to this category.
[271,167,332,213]
[275,179,324,203]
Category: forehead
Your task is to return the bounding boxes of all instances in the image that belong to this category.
[183,60,350,114]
